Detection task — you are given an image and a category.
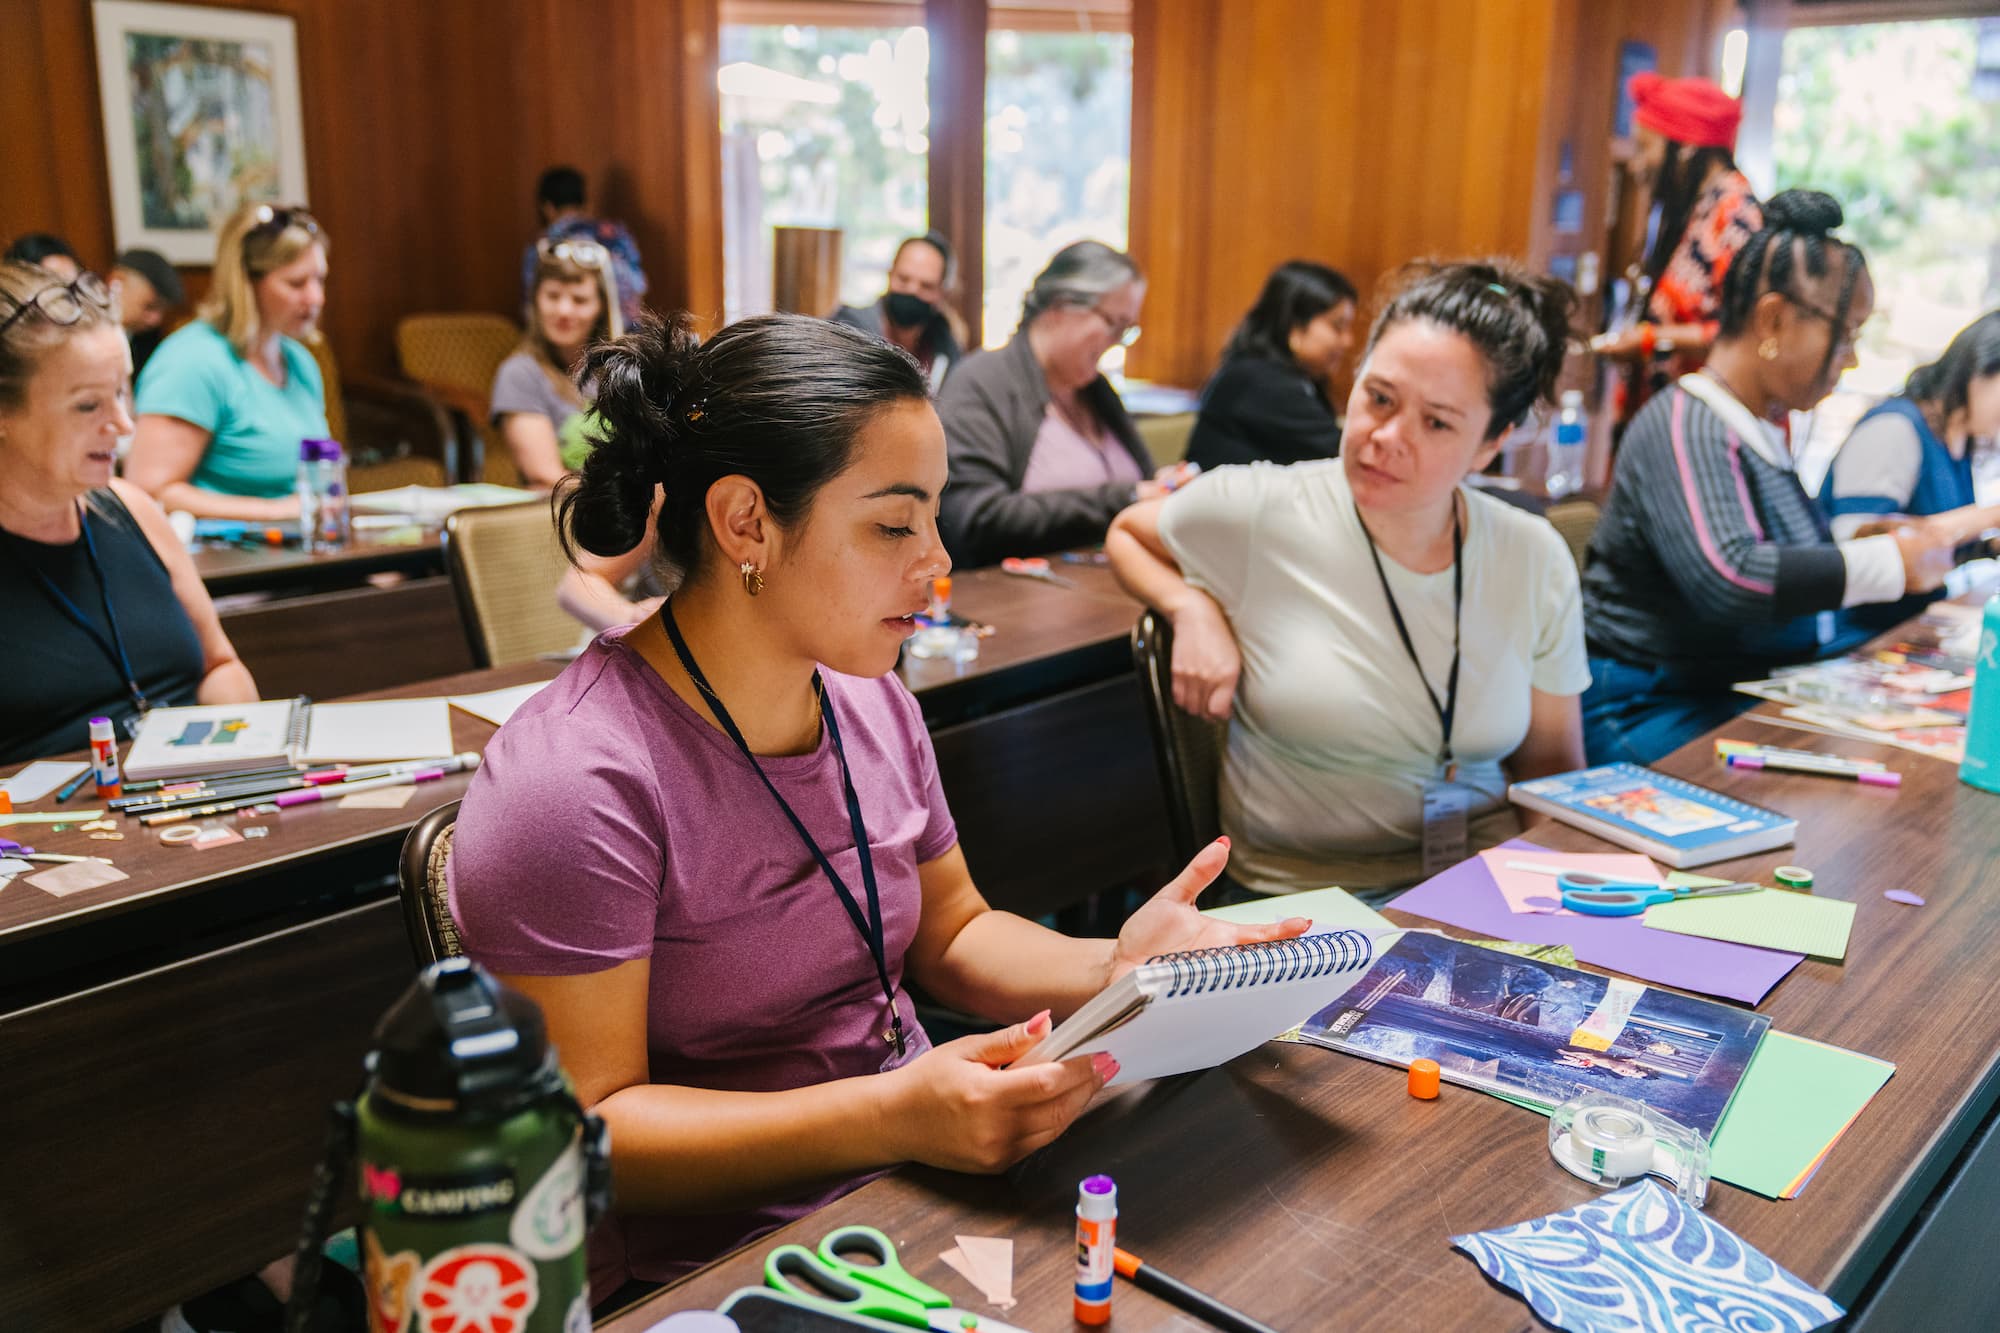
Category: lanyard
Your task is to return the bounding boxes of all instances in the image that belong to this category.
[658,602,906,1059]
[6,501,150,720]
[1356,498,1462,774]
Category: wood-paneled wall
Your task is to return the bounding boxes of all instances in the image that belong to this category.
[1127,0,1728,389]
[0,0,724,381]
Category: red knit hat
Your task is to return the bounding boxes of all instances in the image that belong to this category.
[1629,71,1742,150]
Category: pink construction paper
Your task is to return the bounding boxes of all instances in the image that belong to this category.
[1389,841,1802,1005]
[1476,848,1663,915]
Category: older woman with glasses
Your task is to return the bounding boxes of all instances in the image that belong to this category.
[127,202,330,520]
[937,241,1183,566]
[0,262,255,763]
[1580,190,1970,765]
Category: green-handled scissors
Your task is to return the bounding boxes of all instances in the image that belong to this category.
[764,1224,1030,1333]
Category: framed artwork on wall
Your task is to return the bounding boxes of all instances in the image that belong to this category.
[91,0,310,264]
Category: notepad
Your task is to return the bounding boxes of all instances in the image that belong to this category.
[1013,930,1382,1085]
[1644,888,1855,960]
[1202,885,1391,933]
[0,761,91,804]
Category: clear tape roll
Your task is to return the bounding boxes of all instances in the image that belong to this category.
[1548,1091,1711,1207]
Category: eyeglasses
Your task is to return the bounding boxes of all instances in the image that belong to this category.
[1782,292,1864,351]
[249,204,320,240]
[0,272,114,339]
[538,238,610,271]
[1085,304,1142,349]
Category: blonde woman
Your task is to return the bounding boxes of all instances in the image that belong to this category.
[0,262,255,763]
[491,238,623,489]
[127,203,330,520]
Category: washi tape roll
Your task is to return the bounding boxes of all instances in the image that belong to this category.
[159,825,204,844]
[1774,866,1814,890]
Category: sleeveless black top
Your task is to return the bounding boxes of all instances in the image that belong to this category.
[0,489,205,762]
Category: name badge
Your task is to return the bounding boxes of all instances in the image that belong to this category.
[1421,777,1473,877]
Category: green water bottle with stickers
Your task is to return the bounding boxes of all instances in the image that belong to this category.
[283,958,610,1333]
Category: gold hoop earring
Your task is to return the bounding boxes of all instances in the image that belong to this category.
[739,561,764,597]
[1758,338,1780,361]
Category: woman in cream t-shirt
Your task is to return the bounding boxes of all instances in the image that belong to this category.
[1109,261,1590,897]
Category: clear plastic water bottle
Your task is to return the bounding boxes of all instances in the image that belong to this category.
[1545,390,1587,499]
[1959,593,2000,795]
[298,437,351,552]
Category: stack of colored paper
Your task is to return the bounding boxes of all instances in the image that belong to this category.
[1646,881,1856,960]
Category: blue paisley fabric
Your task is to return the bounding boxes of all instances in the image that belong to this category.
[1453,1181,1842,1332]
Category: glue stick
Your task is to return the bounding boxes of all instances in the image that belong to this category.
[1074,1173,1116,1324]
[89,716,122,799]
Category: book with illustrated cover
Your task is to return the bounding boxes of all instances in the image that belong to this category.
[121,697,456,780]
[1298,932,1768,1138]
[1506,762,1794,868]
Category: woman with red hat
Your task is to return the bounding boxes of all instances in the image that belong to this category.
[1596,72,1763,425]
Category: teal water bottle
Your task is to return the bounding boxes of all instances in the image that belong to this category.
[1960,594,2000,794]
[283,959,610,1333]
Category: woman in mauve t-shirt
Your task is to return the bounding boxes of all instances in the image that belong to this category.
[447,312,1304,1301]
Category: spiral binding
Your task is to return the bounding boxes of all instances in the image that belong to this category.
[1144,930,1373,999]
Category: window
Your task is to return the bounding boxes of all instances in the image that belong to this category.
[719,10,930,324]
[982,20,1133,351]
[1773,18,2000,489]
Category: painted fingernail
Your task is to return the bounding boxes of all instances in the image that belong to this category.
[1027,1009,1052,1033]
[1216,836,1231,848]
[1092,1053,1118,1080]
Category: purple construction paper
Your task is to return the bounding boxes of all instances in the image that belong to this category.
[1388,840,1802,1004]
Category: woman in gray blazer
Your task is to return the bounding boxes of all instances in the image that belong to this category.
[936,242,1169,566]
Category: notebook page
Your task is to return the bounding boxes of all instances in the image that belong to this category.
[303,699,455,764]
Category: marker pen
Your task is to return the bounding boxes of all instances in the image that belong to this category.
[1075,1174,1117,1324]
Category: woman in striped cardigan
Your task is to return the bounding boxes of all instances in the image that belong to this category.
[1579,191,1970,765]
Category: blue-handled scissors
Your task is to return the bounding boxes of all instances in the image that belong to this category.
[764,1224,1029,1333]
[1556,872,1762,916]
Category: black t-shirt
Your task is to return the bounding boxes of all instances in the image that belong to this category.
[0,489,205,762]
[1186,352,1342,471]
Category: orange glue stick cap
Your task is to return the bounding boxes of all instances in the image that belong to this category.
[1409,1058,1441,1099]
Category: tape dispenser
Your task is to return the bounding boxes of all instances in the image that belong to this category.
[1548,1091,1711,1207]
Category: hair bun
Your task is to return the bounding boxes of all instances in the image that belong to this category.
[559,313,701,560]
[1762,188,1844,236]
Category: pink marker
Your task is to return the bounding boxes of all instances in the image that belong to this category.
[1727,754,1900,786]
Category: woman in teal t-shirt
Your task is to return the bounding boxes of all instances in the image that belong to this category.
[128,202,330,520]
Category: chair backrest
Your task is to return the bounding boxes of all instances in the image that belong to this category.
[441,500,579,668]
[1133,411,1196,467]
[1544,498,1602,571]
[395,314,523,484]
[306,334,349,443]
[1130,609,1227,866]
[397,800,463,967]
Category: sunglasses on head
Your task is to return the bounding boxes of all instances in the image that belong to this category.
[538,238,611,272]
[0,271,114,338]
[248,204,320,241]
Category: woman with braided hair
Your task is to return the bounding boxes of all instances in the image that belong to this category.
[1579,189,1969,765]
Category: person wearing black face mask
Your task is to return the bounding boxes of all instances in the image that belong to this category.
[831,233,966,391]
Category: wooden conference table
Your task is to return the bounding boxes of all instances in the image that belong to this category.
[612,661,2000,1328]
[0,559,1164,1331]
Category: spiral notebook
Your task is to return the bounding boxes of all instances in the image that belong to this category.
[1014,929,1381,1085]
[121,697,456,780]
[1506,763,1795,868]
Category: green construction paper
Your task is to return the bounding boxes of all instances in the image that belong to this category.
[1645,888,1855,959]
[1203,886,1392,934]
[1709,1031,1895,1198]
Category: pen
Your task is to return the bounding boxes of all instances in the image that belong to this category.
[1726,754,1900,786]
[1113,1248,1278,1333]
[138,753,480,826]
[54,769,91,803]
